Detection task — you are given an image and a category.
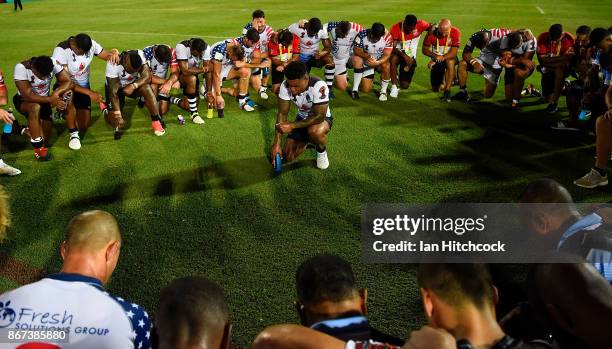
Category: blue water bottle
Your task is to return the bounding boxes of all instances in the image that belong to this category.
[3,108,14,135]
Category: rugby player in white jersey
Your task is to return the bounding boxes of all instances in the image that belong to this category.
[169,38,210,124]
[288,18,336,98]
[324,21,363,91]
[105,50,165,139]
[243,9,274,99]
[389,15,431,97]
[351,23,393,101]
[142,44,178,117]
[268,29,301,94]
[503,29,537,108]
[270,61,332,170]
[453,28,512,102]
[13,56,72,161]
[52,33,120,150]
[210,29,268,113]
[0,69,21,175]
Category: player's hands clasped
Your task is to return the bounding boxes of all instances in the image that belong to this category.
[275,122,294,134]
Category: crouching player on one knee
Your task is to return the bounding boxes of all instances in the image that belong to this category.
[351,23,393,101]
[105,50,165,139]
[270,62,332,171]
[143,44,179,118]
[268,29,301,95]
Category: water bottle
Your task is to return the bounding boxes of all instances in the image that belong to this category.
[3,108,14,135]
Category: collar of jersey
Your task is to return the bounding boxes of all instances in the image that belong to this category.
[310,315,368,330]
[558,213,603,248]
[46,273,105,290]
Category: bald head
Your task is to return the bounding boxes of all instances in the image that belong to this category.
[520,178,574,204]
[438,19,452,36]
[519,179,578,236]
[65,210,121,252]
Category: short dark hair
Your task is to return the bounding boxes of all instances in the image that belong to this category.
[126,51,142,70]
[278,30,294,46]
[307,17,322,36]
[74,33,93,52]
[156,277,229,346]
[252,9,265,19]
[417,264,494,309]
[229,44,245,61]
[371,22,386,40]
[576,25,591,36]
[549,24,563,40]
[335,21,351,39]
[589,27,610,47]
[245,27,260,43]
[296,254,357,305]
[190,38,207,53]
[32,56,54,77]
[471,30,489,49]
[404,14,417,28]
[600,47,612,70]
[507,32,523,49]
[284,61,308,80]
[155,45,172,64]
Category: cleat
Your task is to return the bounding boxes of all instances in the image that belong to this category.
[241,102,255,112]
[551,120,579,131]
[259,89,269,100]
[274,153,282,174]
[152,120,165,136]
[316,150,329,170]
[34,147,52,161]
[350,91,360,100]
[68,136,81,150]
[578,109,592,121]
[191,112,205,124]
[389,85,399,98]
[114,129,123,140]
[0,160,21,176]
[574,168,608,189]
[218,108,225,118]
[545,102,559,114]
[378,92,388,102]
[440,91,451,102]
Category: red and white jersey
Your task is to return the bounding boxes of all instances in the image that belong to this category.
[279,76,331,119]
[325,21,363,60]
[423,27,462,56]
[105,50,147,87]
[143,44,178,79]
[288,22,329,55]
[52,37,103,87]
[243,23,274,54]
[489,28,512,41]
[389,19,431,58]
[268,34,301,62]
[355,30,393,60]
[14,59,64,96]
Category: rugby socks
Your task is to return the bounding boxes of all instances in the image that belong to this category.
[170,97,182,106]
[238,93,248,106]
[68,128,79,140]
[316,145,326,153]
[324,66,335,88]
[380,79,390,95]
[150,114,161,122]
[31,137,43,149]
[186,93,198,115]
[353,68,364,92]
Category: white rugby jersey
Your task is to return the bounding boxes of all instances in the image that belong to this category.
[243,23,274,54]
[142,44,178,78]
[278,76,331,119]
[175,40,211,69]
[288,22,329,55]
[512,32,537,56]
[354,30,393,60]
[105,50,147,87]
[0,273,151,349]
[209,40,233,67]
[325,21,363,60]
[14,59,64,96]
[52,37,103,87]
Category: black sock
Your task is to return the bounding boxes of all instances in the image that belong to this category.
[316,145,326,153]
[594,167,607,177]
[150,114,161,122]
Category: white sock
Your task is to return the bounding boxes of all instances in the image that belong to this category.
[188,97,197,113]
[325,68,335,88]
[353,72,363,92]
[381,79,390,94]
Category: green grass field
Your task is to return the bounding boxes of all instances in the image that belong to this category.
[0,0,610,345]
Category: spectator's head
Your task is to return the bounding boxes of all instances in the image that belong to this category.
[589,28,611,50]
[549,24,564,41]
[73,33,93,55]
[284,61,309,95]
[244,27,261,48]
[31,55,54,79]
[369,22,386,42]
[156,277,231,349]
[306,18,322,37]
[60,210,121,285]
[518,178,578,237]
[528,262,612,349]
[252,9,266,32]
[438,19,452,37]
[335,21,351,39]
[417,264,499,335]
[190,38,207,57]
[227,44,245,63]
[0,186,10,243]
[576,25,592,47]
[122,50,143,74]
[155,45,172,64]
[507,32,524,50]
[295,254,366,326]
[278,29,294,47]
[403,14,418,33]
